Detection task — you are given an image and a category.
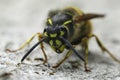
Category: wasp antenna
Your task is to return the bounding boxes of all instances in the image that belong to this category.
[75,13,105,22]
[61,37,85,62]
[21,38,46,62]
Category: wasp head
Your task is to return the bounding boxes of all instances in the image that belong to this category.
[43,26,67,53]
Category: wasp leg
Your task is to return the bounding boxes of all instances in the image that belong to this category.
[37,33,47,64]
[40,43,47,64]
[52,50,72,68]
[6,33,41,52]
[90,34,120,63]
[6,32,47,64]
[81,37,91,72]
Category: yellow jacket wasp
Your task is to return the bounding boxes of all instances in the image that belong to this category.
[6,7,120,72]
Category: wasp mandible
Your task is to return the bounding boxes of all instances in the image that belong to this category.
[6,7,120,72]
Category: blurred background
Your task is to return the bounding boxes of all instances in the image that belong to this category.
[0,0,120,33]
[0,0,120,52]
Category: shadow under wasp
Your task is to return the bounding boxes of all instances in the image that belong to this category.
[6,7,120,72]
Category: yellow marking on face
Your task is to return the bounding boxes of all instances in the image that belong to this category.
[44,32,48,37]
[48,18,53,25]
[49,40,53,46]
[50,33,57,37]
[59,45,65,52]
[63,20,72,25]
[56,40,61,45]
[50,41,65,53]
[60,31,64,36]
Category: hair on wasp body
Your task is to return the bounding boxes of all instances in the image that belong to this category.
[6,7,120,72]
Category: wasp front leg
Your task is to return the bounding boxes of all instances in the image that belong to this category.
[52,50,72,68]
[81,37,91,72]
[37,33,47,64]
[6,33,40,52]
[6,32,48,64]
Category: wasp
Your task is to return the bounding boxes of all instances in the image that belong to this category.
[6,7,120,71]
